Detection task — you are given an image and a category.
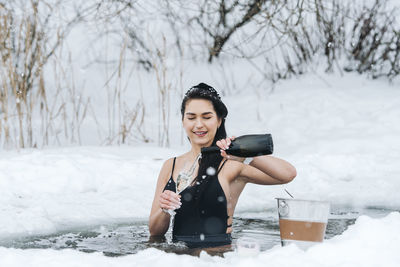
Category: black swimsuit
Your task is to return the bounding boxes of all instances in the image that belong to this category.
[163,157,232,248]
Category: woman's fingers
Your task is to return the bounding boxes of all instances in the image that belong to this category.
[217,137,233,150]
[159,190,181,209]
[160,194,181,206]
[216,140,224,150]
[220,149,227,158]
[160,196,181,206]
[159,199,175,210]
[164,190,181,200]
[160,198,180,210]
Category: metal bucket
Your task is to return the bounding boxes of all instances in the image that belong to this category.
[277,198,330,249]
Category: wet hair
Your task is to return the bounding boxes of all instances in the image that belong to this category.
[181,83,228,203]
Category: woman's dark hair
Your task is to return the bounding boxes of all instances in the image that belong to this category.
[181,83,228,203]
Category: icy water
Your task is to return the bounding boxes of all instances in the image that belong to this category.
[1,206,397,257]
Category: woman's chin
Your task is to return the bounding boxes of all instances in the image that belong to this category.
[192,137,212,147]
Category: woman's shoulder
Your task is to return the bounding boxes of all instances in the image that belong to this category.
[160,153,185,170]
[157,157,175,183]
[161,157,175,169]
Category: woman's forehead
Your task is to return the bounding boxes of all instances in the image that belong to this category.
[185,99,215,113]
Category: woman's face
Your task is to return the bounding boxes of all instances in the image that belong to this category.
[183,99,222,147]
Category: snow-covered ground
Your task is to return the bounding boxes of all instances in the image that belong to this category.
[1,69,400,266]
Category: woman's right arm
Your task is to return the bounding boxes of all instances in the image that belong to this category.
[148,158,181,236]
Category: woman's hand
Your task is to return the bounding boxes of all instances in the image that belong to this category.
[159,190,181,211]
[216,136,245,162]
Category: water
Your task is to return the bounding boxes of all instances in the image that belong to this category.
[0,206,397,257]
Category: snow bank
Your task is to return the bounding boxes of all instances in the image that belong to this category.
[0,146,176,238]
[1,212,399,267]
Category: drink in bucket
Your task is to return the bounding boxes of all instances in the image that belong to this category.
[276,198,330,249]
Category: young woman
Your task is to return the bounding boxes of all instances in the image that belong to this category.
[149,83,296,248]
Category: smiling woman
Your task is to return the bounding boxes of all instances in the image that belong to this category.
[148,83,296,249]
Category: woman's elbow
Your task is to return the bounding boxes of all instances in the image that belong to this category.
[288,165,297,182]
[281,166,297,184]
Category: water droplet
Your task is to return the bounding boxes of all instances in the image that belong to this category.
[206,167,216,176]
[201,210,205,214]
[183,192,192,202]
[217,196,224,202]
[290,232,293,236]
[196,181,200,185]
[200,234,205,241]
[202,175,206,179]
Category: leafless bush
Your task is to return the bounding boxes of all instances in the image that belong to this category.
[160,0,399,82]
[345,0,400,79]
[314,0,349,72]
[0,1,96,149]
[0,1,57,148]
[102,36,148,145]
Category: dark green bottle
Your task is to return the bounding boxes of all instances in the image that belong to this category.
[201,134,273,157]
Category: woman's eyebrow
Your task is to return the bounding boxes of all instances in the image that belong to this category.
[185,112,214,116]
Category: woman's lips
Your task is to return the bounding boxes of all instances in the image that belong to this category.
[194,131,207,137]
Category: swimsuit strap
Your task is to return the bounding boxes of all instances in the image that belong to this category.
[171,157,176,178]
[217,159,228,174]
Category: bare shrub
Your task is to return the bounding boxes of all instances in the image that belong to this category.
[0,1,95,149]
[345,0,400,79]
[0,1,56,148]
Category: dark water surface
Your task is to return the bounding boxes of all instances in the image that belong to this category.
[1,206,397,257]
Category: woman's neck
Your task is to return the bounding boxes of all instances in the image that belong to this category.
[189,140,213,160]
[189,146,201,159]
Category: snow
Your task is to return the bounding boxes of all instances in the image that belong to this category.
[0,212,399,267]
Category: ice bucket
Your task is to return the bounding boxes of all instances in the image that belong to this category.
[276,198,330,249]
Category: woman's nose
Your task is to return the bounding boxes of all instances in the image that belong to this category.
[194,118,204,128]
